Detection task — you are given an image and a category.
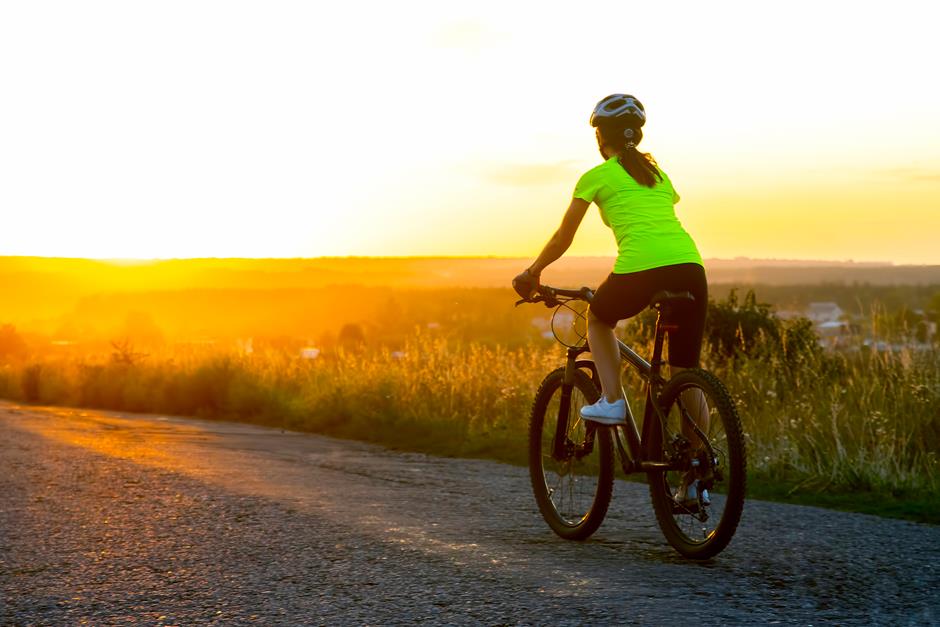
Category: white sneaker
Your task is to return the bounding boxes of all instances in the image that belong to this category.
[579,397,627,425]
[674,478,711,510]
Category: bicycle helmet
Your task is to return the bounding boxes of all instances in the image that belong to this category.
[590,94,646,128]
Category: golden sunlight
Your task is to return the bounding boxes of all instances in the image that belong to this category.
[0,1,937,262]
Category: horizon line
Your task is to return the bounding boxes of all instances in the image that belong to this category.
[0,254,927,266]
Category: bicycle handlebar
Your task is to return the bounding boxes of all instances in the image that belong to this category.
[515,284,594,308]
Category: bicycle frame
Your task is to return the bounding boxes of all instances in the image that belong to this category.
[520,283,706,476]
[524,283,746,556]
[556,302,679,476]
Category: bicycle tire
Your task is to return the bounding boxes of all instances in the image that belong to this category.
[528,367,615,540]
[647,368,746,559]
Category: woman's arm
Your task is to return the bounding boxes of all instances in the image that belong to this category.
[528,197,590,274]
[513,197,590,298]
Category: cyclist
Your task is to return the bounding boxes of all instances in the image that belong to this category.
[513,94,709,504]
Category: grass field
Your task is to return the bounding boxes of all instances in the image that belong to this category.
[2,327,937,524]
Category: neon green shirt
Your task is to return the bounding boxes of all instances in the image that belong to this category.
[573,156,703,274]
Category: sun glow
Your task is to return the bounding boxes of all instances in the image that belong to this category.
[1,1,938,262]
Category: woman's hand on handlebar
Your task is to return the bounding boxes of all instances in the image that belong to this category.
[512,268,540,300]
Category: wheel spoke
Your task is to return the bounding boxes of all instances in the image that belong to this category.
[530,368,614,540]
[649,369,746,558]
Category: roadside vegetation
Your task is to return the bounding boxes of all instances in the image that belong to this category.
[0,290,938,524]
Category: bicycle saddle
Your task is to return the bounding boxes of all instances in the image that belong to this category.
[649,290,695,308]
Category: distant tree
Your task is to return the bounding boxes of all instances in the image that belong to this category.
[338,323,366,351]
[21,364,42,402]
[706,289,781,359]
[110,339,147,366]
[0,324,28,361]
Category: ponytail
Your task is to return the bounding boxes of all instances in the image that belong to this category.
[598,124,662,188]
[619,144,662,188]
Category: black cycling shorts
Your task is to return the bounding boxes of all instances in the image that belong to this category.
[589,263,708,368]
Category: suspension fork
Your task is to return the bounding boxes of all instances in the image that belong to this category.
[552,347,592,460]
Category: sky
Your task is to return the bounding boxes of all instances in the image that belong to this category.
[1,0,938,263]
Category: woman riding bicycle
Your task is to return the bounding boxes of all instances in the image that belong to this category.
[513,94,709,499]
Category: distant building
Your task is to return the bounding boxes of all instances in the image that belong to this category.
[773,309,803,321]
[806,302,844,324]
[300,347,320,360]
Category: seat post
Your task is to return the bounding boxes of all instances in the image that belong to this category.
[650,306,669,377]
[647,291,693,378]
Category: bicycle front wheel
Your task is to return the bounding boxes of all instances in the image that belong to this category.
[648,368,746,559]
[529,367,615,541]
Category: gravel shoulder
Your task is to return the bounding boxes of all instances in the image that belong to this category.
[1,402,937,625]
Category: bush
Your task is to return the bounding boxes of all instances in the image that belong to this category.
[706,289,781,359]
[21,364,42,402]
[0,325,28,362]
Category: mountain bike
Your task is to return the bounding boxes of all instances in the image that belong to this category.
[518,284,746,559]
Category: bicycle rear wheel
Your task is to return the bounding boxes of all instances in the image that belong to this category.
[647,368,746,559]
[529,367,614,540]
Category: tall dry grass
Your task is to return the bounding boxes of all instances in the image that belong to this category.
[717,347,939,494]
[1,330,937,499]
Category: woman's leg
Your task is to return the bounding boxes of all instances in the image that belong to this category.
[671,364,711,502]
[587,311,624,403]
[670,365,709,447]
[665,265,710,448]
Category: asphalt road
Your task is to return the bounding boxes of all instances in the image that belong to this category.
[1,402,937,626]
